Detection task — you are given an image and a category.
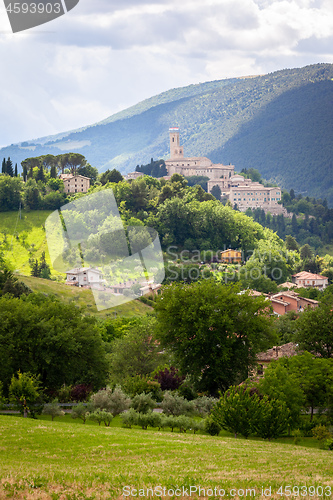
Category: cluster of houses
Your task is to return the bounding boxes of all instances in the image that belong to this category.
[65,266,161,297]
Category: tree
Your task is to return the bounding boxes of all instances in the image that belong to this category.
[23,179,41,210]
[212,386,259,438]
[282,353,333,420]
[36,164,45,182]
[155,281,276,394]
[5,157,14,177]
[0,175,22,211]
[296,300,333,358]
[0,294,108,393]
[211,185,222,201]
[9,371,41,418]
[50,165,57,179]
[71,402,92,423]
[77,164,99,185]
[285,235,299,251]
[108,316,164,384]
[14,163,18,177]
[257,363,305,431]
[91,386,131,416]
[300,244,313,260]
[42,399,65,421]
[254,396,290,440]
[0,258,32,298]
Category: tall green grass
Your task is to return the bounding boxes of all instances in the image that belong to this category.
[0,415,332,499]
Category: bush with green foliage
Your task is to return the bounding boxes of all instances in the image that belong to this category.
[91,386,131,416]
[312,425,332,446]
[42,399,65,421]
[161,391,194,416]
[204,416,221,436]
[193,396,219,417]
[71,403,93,424]
[9,371,42,418]
[131,392,156,414]
[254,397,290,440]
[121,375,162,400]
[212,386,258,438]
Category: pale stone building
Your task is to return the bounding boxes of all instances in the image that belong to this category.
[291,271,329,289]
[60,174,90,194]
[165,127,235,180]
[165,128,287,216]
[66,267,103,287]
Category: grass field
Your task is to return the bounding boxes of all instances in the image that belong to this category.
[0,210,152,318]
[18,275,152,319]
[0,210,53,275]
[0,415,332,500]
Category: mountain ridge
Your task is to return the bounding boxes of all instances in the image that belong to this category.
[1,63,333,203]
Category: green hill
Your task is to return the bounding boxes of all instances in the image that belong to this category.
[0,210,152,318]
[1,63,333,203]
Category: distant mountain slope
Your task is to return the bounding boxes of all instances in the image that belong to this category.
[1,63,333,203]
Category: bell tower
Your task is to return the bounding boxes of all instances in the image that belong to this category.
[169,127,184,160]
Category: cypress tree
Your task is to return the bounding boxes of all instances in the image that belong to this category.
[22,164,28,182]
[50,165,57,179]
[14,163,18,177]
[36,164,45,182]
[6,157,14,177]
[1,158,6,174]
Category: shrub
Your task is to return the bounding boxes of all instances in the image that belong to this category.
[131,392,156,414]
[191,419,205,434]
[91,386,131,416]
[57,384,72,403]
[71,384,92,402]
[122,375,162,400]
[87,410,105,426]
[254,397,290,440]
[174,415,192,433]
[161,391,194,416]
[71,403,92,424]
[9,371,42,418]
[121,408,138,428]
[323,438,333,450]
[193,396,218,417]
[204,416,221,436]
[42,399,65,421]
[292,429,303,445]
[312,425,332,443]
[154,367,184,391]
[211,386,258,438]
[298,416,328,436]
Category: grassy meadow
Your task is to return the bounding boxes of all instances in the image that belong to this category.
[0,210,53,275]
[0,415,332,500]
[0,210,152,317]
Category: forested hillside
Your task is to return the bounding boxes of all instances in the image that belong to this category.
[1,64,332,203]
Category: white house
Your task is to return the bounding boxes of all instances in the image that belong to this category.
[66,267,103,287]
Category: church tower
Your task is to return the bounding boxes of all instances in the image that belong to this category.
[169,127,184,160]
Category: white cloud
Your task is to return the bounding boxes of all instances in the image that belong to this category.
[0,0,332,146]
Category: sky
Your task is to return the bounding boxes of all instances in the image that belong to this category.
[0,0,333,147]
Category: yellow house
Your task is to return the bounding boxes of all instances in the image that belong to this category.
[220,249,242,263]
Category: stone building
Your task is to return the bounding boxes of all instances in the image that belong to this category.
[165,127,235,180]
[165,128,287,216]
[60,174,90,194]
[291,271,329,290]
